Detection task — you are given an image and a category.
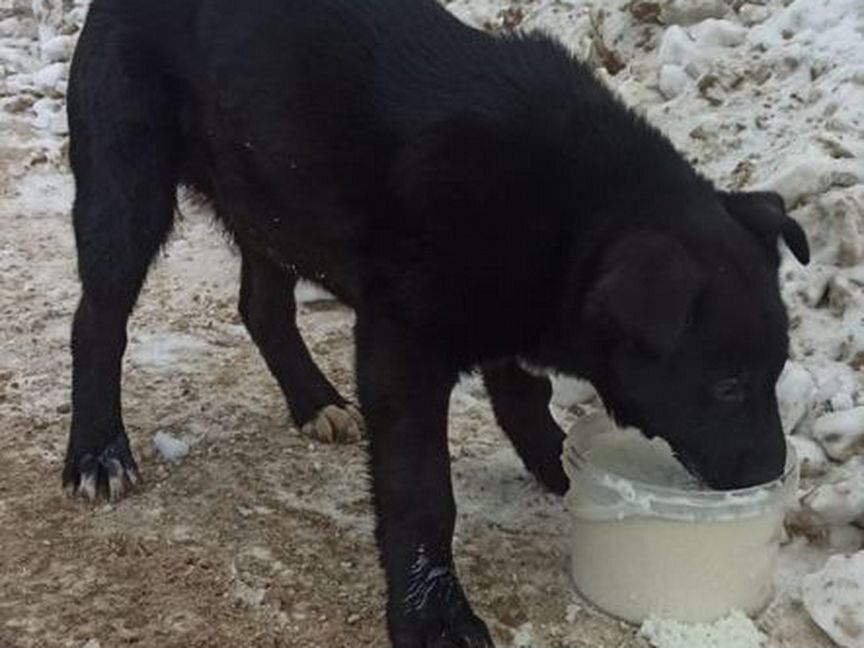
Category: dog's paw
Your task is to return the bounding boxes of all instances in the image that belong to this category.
[392,610,494,648]
[390,555,495,648]
[301,404,364,443]
[63,433,141,502]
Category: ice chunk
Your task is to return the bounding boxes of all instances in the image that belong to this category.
[153,432,189,463]
[776,362,816,434]
[31,62,66,94]
[800,470,864,526]
[690,19,747,48]
[32,97,67,135]
[639,610,765,648]
[661,0,727,26]
[803,552,864,648]
[737,4,770,26]
[827,525,864,552]
[789,436,829,478]
[659,64,691,99]
[658,26,706,78]
[813,407,864,462]
[41,35,75,63]
[759,156,863,207]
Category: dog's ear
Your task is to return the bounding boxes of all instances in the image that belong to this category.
[587,233,701,357]
[720,191,810,265]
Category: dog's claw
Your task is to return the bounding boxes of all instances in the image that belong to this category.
[301,404,365,443]
[78,472,97,500]
[63,433,141,501]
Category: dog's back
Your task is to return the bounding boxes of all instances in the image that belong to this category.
[71,0,673,313]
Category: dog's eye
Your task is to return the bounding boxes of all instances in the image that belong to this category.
[713,378,744,404]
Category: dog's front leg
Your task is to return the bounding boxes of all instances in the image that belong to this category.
[356,316,494,648]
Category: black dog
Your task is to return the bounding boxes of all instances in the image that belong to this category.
[63,0,809,645]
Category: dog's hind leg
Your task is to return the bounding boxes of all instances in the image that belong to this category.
[238,249,363,443]
[482,359,569,494]
[63,28,178,500]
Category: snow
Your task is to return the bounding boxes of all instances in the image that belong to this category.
[30,61,64,93]
[639,611,765,648]
[776,362,817,434]
[32,96,66,134]
[658,64,691,100]
[40,34,73,63]
[803,552,864,648]
[657,26,706,78]
[127,333,214,373]
[509,623,536,648]
[813,407,864,462]
[789,435,829,478]
[689,19,747,49]
[827,526,864,553]
[660,0,727,26]
[799,468,864,527]
[760,156,863,209]
[153,431,190,464]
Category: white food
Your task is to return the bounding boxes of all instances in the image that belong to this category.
[566,416,790,623]
[570,513,781,623]
[583,427,702,491]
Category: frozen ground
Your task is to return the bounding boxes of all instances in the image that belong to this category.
[0,0,862,646]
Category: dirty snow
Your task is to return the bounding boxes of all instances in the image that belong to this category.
[803,552,864,648]
[813,406,864,462]
[639,610,766,648]
[1,0,863,646]
[153,431,191,464]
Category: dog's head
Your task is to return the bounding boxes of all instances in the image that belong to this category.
[573,191,809,489]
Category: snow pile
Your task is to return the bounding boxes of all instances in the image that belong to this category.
[813,407,864,462]
[1,0,88,139]
[803,552,864,648]
[639,611,765,648]
[153,431,190,463]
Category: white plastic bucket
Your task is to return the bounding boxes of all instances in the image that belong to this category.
[563,413,799,624]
